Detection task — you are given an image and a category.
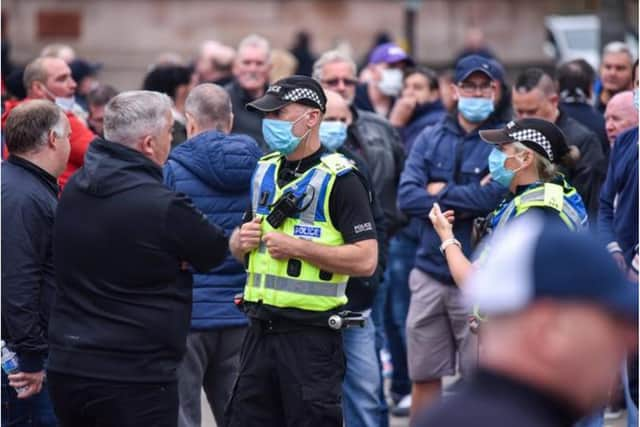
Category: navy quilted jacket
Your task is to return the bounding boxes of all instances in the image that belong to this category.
[164,130,261,330]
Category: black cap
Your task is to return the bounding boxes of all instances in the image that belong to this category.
[479,118,570,164]
[246,75,327,113]
[70,59,102,83]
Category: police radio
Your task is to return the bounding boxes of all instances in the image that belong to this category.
[266,192,300,228]
[265,187,315,229]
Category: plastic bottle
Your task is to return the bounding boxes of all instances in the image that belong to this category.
[1,340,28,394]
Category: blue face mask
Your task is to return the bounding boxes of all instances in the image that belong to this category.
[458,96,494,123]
[634,88,639,111]
[488,148,519,188]
[262,112,309,155]
[319,121,348,152]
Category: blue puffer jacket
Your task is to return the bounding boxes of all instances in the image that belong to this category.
[163,130,261,330]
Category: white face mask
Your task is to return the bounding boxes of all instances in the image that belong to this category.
[54,96,76,112]
[377,68,403,97]
[42,86,76,112]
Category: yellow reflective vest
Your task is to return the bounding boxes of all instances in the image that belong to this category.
[244,152,353,311]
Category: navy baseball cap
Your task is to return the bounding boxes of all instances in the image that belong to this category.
[70,59,102,83]
[369,42,414,66]
[467,215,638,321]
[454,54,496,83]
[488,59,505,83]
[247,75,327,113]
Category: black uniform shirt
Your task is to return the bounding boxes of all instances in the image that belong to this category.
[242,147,377,322]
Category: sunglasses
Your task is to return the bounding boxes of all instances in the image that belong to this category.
[322,77,358,87]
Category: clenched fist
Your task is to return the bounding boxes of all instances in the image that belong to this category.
[238,217,263,253]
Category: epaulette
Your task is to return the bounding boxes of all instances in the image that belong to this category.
[320,152,354,176]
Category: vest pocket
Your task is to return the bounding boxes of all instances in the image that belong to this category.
[287,259,302,277]
[319,270,333,281]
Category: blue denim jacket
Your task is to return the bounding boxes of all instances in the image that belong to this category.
[398,114,507,284]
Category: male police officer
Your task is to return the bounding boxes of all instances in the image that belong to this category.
[227,75,378,427]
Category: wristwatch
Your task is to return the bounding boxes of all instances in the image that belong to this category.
[440,238,461,255]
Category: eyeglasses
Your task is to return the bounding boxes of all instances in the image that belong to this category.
[457,82,493,95]
[322,77,358,87]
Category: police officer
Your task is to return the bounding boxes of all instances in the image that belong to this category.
[416,217,638,427]
[227,75,378,427]
[429,118,587,287]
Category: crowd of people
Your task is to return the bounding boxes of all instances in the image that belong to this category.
[1,27,638,427]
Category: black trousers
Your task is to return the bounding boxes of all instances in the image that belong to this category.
[225,319,345,427]
[47,371,178,427]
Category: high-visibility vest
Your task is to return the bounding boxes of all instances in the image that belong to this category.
[244,151,353,312]
[490,181,588,232]
[472,180,587,324]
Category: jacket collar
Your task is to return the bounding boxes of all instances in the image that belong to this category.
[409,99,444,123]
[443,112,501,137]
[7,155,59,197]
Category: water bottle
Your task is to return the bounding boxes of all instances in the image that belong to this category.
[1,340,28,394]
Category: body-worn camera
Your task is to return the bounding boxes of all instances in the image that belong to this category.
[266,192,301,228]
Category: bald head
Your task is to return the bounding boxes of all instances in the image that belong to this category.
[324,90,353,125]
[23,57,76,100]
[184,83,233,137]
[605,91,638,144]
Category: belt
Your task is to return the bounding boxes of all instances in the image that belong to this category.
[249,316,336,333]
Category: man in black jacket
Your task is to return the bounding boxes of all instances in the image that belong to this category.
[2,100,70,426]
[557,59,609,157]
[46,91,228,427]
[512,68,606,224]
[225,34,272,151]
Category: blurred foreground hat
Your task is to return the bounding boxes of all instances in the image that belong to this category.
[467,215,638,321]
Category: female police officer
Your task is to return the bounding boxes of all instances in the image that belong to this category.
[429,117,586,287]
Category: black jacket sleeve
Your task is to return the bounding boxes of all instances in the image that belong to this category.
[1,200,51,372]
[165,193,228,273]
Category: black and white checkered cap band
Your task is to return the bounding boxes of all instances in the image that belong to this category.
[508,129,554,161]
[281,88,323,107]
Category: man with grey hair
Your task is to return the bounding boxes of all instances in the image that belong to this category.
[195,40,236,86]
[163,83,261,427]
[40,43,76,63]
[225,34,272,150]
[46,90,229,427]
[313,50,359,104]
[597,41,635,114]
[2,100,70,426]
